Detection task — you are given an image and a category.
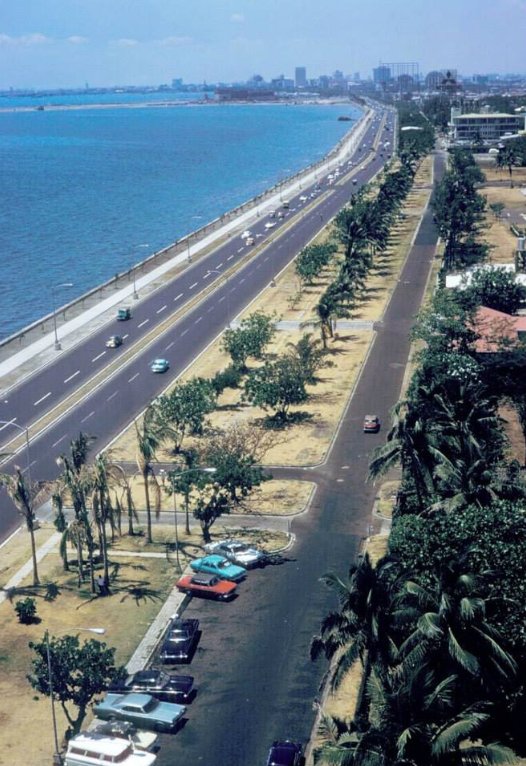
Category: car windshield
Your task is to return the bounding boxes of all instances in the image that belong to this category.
[169,629,190,641]
[229,543,247,552]
[216,560,229,569]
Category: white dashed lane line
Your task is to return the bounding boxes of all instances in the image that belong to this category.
[239,278,245,285]
[165,341,174,351]
[207,306,214,313]
[81,411,95,423]
[237,247,244,253]
[122,334,129,340]
[34,392,51,407]
[189,282,198,290]
[180,329,188,337]
[52,435,67,448]
[156,305,167,314]
[227,255,234,261]
[64,370,80,384]
[0,418,16,432]
[92,351,106,362]
[195,316,202,324]
[106,391,119,402]
[216,262,223,268]
[173,292,183,302]
[218,296,225,303]
[138,319,149,329]
[128,373,140,383]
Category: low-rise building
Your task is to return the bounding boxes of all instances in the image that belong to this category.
[449,108,526,142]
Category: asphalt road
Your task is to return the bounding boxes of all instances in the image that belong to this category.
[146,152,446,765]
[0,107,395,540]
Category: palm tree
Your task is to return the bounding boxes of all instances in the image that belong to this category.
[135,406,161,544]
[108,462,138,536]
[91,453,120,589]
[0,467,40,586]
[496,145,522,188]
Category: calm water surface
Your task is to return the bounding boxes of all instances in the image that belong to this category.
[0,100,360,338]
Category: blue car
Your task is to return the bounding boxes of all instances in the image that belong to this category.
[190,554,246,582]
[94,692,185,733]
[150,358,169,373]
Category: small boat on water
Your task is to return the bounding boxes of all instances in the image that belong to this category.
[337,115,352,121]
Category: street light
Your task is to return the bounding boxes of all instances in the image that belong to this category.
[0,419,31,485]
[206,269,230,328]
[130,244,149,300]
[159,467,216,571]
[46,626,105,766]
[51,282,74,351]
[186,216,203,262]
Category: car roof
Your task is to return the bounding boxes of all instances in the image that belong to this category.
[191,573,219,585]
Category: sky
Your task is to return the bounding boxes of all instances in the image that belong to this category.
[1,0,526,90]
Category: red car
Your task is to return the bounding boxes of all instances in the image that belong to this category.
[363,415,380,433]
[176,573,237,601]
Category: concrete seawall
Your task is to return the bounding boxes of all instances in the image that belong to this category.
[0,106,373,366]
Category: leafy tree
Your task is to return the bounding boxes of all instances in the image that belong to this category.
[192,482,231,542]
[286,333,332,384]
[295,242,336,286]
[464,267,526,315]
[203,427,270,502]
[153,377,217,453]
[14,597,37,624]
[222,311,277,370]
[28,634,121,738]
[489,202,505,219]
[243,357,308,420]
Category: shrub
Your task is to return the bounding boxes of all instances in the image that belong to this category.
[211,365,244,394]
[14,597,37,624]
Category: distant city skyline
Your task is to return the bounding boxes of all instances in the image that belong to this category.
[1,0,526,90]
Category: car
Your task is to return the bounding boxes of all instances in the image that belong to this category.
[241,229,252,239]
[299,195,308,202]
[176,572,238,600]
[108,668,195,703]
[266,740,303,766]
[159,616,200,663]
[150,358,169,373]
[205,539,266,568]
[265,222,276,229]
[363,414,381,433]
[190,553,246,581]
[277,211,285,219]
[268,209,276,218]
[245,236,255,245]
[105,335,123,348]
[90,720,159,753]
[117,307,132,321]
[352,179,358,185]
[93,693,185,733]
[65,732,157,765]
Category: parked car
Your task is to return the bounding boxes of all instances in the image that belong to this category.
[205,539,265,568]
[93,693,185,733]
[190,554,246,582]
[89,721,158,753]
[176,572,237,600]
[363,414,381,433]
[108,668,194,703]
[64,732,157,766]
[159,616,200,664]
[266,740,303,766]
[117,307,132,321]
[106,335,123,348]
[150,358,169,373]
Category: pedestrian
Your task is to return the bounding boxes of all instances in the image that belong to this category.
[96,575,109,596]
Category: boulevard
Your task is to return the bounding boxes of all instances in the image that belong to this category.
[0,108,393,540]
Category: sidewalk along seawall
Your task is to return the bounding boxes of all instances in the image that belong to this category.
[0,107,372,362]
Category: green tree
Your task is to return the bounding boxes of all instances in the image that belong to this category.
[193,481,231,542]
[222,311,277,370]
[464,267,526,315]
[497,145,522,187]
[27,634,121,738]
[0,468,40,586]
[286,333,332,384]
[153,377,217,454]
[243,357,308,421]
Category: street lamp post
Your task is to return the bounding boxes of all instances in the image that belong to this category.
[186,216,203,262]
[46,627,105,766]
[206,269,230,328]
[0,419,31,485]
[131,244,149,300]
[51,282,74,351]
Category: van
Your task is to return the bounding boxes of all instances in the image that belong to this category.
[282,200,290,209]
[117,307,132,321]
[65,733,156,766]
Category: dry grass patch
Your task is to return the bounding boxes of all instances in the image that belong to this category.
[375,481,399,519]
[481,164,526,186]
[501,403,525,465]
[0,543,173,766]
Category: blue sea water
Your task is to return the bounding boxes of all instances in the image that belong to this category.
[0,99,361,339]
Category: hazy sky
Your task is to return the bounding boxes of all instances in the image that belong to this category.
[1,0,525,90]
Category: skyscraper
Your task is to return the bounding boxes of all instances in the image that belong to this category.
[295,67,307,88]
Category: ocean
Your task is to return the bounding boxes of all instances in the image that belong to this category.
[0,96,361,339]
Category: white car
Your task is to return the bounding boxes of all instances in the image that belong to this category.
[241,230,252,239]
[299,195,308,202]
[204,539,266,568]
[265,221,276,229]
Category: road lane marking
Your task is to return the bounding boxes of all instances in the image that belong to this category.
[165,341,174,350]
[137,319,149,328]
[122,334,129,339]
[227,255,234,261]
[263,256,269,262]
[128,373,140,383]
[64,370,80,384]
[207,306,214,313]
[81,411,95,423]
[180,329,188,337]
[52,435,67,448]
[195,316,202,324]
[0,418,16,432]
[237,247,244,253]
[218,296,225,303]
[217,262,223,268]
[107,391,119,402]
[239,278,245,284]
[173,292,183,302]
[156,305,167,314]
[92,351,106,362]
[189,282,198,290]
[34,392,51,407]
[203,272,211,279]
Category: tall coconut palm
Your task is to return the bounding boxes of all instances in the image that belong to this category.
[0,467,40,586]
[135,406,161,544]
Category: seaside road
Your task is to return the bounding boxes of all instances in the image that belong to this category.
[0,109,395,541]
[150,152,445,766]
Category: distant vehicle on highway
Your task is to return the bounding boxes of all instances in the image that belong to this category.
[159,616,200,664]
[117,307,132,321]
[190,553,246,581]
[109,668,194,703]
[150,358,169,373]
[205,539,265,568]
[299,195,308,202]
[268,210,276,218]
[176,572,238,600]
[266,740,303,766]
[363,414,381,433]
[277,211,285,219]
[245,237,255,245]
[106,335,123,348]
[265,222,276,230]
[282,200,290,209]
[241,230,252,239]
[94,693,185,733]
[352,179,358,185]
